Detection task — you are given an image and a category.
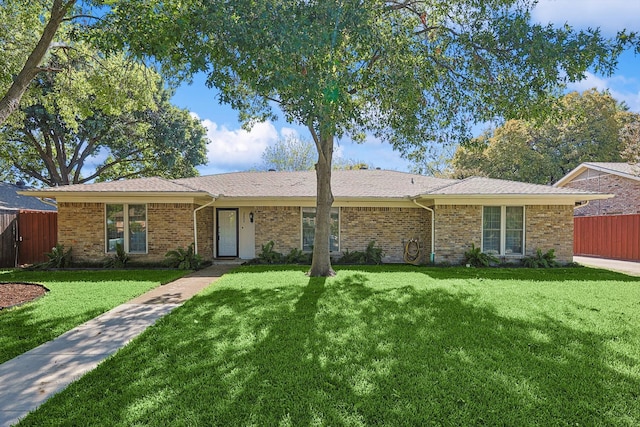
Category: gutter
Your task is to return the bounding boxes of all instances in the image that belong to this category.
[193,198,217,255]
[412,199,435,264]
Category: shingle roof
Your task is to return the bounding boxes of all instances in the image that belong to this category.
[24,177,201,193]
[554,162,640,187]
[427,176,598,196]
[20,169,607,200]
[176,170,458,198]
[0,182,57,211]
[582,162,639,176]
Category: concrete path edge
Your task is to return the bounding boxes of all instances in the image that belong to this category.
[0,264,234,427]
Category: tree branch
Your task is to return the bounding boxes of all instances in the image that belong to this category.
[0,0,75,125]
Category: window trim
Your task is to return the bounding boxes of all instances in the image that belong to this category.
[481,206,525,257]
[105,203,148,254]
[301,207,340,253]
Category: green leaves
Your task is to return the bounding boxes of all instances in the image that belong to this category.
[0,40,208,186]
[451,89,636,184]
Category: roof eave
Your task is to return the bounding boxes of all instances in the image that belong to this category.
[417,193,614,205]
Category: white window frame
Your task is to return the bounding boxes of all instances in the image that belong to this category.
[481,206,525,257]
[301,207,340,253]
[105,204,148,254]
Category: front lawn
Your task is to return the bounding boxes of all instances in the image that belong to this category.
[19,265,640,426]
[0,269,187,364]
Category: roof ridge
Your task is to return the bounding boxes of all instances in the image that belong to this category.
[168,177,204,192]
[423,175,474,194]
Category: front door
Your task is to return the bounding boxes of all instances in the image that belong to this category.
[217,209,238,257]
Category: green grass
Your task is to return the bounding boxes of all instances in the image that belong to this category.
[0,269,187,364]
[18,265,640,426]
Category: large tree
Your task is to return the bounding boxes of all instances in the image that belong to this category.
[0,42,208,186]
[102,0,632,276]
[451,89,639,184]
[261,136,316,171]
[0,0,80,125]
[621,121,640,173]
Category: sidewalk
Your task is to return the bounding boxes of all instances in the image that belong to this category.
[0,265,234,427]
[574,256,640,277]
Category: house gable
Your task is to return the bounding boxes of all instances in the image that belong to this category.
[555,163,640,216]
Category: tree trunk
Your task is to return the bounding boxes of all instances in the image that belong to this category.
[308,131,335,277]
[0,0,73,126]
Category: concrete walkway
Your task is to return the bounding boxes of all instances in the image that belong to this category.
[574,256,640,277]
[0,265,235,427]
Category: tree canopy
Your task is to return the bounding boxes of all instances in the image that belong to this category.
[100,0,634,275]
[0,0,80,125]
[261,136,316,172]
[451,89,639,184]
[0,42,208,186]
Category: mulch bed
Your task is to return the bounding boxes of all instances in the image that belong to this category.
[0,282,49,310]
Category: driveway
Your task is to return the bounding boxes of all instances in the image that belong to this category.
[573,256,640,277]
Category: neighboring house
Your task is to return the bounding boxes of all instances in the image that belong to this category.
[0,181,57,212]
[555,163,640,261]
[19,170,610,265]
[0,182,57,267]
[554,162,640,216]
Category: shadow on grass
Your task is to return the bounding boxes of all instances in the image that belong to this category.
[20,272,640,426]
[0,303,105,364]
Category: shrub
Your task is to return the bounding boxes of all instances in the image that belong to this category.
[283,248,311,264]
[364,240,384,265]
[334,248,365,265]
[464,243,499,267]
[257,241,283,264]
[334,241,384,265]
[522,248,559,268]
[165,243,203,270]
[103,242,129,268]
[46,244,73,268]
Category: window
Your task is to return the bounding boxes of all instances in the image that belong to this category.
[106,204,147,253]
[482,206,524,256]
[302,207,339,252]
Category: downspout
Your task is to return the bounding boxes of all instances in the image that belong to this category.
[193,198,217,255]
[413,199,435,264]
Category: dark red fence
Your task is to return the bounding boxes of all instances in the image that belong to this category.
[0,209,19,267]
[17,210,58,265]
[574,214,640,261]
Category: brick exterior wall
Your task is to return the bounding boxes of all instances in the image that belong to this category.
[254,206,301,255]
[341,207,431,263]
[58,202,201,264]
[525,205,574,263]
[253,206,431,263]
[59,201,575,265]
[58,202,105,262]
[433,204,574,265]
[146,203,194,263]
[434,205,482,265]
[564,174,640,216]
[196,207,214,260]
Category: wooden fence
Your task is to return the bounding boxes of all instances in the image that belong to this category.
[574,214,640,261]
[0,209,18,267]
[18,210,58,265]
[0,209,57,267]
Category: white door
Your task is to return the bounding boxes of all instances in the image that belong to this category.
[217,209,238,257]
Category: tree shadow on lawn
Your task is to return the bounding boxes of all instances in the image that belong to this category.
[21,272,640,426]
[0,303,105,364]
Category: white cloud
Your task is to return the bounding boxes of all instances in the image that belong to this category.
[532,0,640,34]
[199,120,279,173]
[567,72,640,112]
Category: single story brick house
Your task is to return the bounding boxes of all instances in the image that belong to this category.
[20,170,610,265]
[554,162,640,216]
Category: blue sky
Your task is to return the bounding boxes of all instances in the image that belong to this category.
[170,0,640,176]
